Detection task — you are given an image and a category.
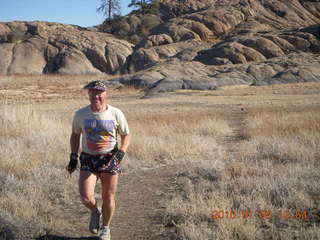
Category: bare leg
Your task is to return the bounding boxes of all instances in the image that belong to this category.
[79,170,99,212]
[99,173,119,226]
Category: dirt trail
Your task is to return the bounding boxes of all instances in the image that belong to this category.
[41,164,184,240]
[111,164,183,240]
[217,107,248,160]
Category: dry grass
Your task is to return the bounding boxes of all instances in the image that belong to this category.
[127,110,230,168]
[0,74,143,103]
[163,105,320,239]
[0,74,111,89]
[0,76,319,239]
[0,81,230,238]
[0,102,76,235]
[243,107,320,165]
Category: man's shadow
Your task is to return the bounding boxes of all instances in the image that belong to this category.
[36,235,99,240]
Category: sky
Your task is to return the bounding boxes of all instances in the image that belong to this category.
[0,0,133,27]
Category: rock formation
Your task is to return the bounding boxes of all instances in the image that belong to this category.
[0,0,320,96]
[111,0,320,96]
[0,21,133,75]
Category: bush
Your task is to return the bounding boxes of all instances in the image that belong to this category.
[6,29,28,43]
[137,14,161,37]
[144,1,160,15]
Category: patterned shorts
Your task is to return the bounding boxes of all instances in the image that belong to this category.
[79,150,122,175]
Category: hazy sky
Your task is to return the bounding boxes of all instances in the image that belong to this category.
[0,0,133,27]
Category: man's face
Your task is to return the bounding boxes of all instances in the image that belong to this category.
[88,89,108,106]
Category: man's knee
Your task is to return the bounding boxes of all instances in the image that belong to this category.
[80,194,95,205]
[101,191,115,202]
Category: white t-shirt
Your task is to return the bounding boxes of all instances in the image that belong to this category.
[72,104,130,154]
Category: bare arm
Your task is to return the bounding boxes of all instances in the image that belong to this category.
[70,132,81,154]
[119,134,131,152]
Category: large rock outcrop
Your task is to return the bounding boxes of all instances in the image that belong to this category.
[109,51,320,97]
[136,0,320,49]
[123,25,320,73]
[106,0,320,96]
[158,0,224,19]
[110,22,320,96]
[1,0,320,96]
[194,30,320,65]
[0,21,133,75]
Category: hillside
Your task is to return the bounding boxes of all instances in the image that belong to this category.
[0,0,320,96]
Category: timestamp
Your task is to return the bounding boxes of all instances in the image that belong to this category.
[212,210,253,219]
[212,209,311,220]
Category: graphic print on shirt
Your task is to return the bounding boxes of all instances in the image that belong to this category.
[84,119,115,151]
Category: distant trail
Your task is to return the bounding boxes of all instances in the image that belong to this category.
[217,107,248,161]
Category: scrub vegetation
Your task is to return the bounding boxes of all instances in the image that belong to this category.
[0,75,319,239]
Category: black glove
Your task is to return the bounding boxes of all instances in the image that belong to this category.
[111,150,125,163]
[67,153,78,174]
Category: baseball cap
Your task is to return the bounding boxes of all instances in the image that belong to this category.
[83,80,107,91]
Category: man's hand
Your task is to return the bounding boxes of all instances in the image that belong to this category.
[111,150,125,163]
[67,153,78,174]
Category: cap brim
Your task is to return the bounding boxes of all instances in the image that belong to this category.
[86,87,107,91]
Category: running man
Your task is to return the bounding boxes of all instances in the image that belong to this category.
[67,80,131,240]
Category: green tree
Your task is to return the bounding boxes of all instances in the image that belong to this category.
[97,0,121,22]
[128,0,151,14]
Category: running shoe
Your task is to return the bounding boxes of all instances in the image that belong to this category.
[89,208,101,234]
[99,226,111,240]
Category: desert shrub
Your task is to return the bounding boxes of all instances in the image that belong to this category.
[6,29,29,43]
[136,14,161,37]
[99,10,161,44]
